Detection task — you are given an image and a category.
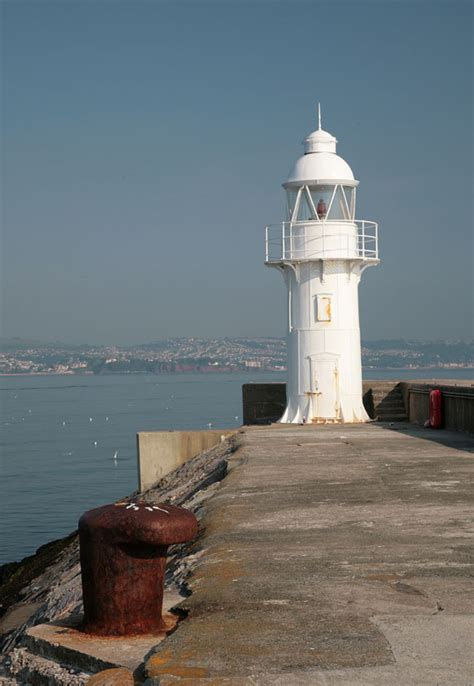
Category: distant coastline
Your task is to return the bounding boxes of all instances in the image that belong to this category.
[1,366,474,377]
[0,371,93,377]
[1,337,473,377]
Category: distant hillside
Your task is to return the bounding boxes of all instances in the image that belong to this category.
[361,339,474,369]
[0,337,472,375]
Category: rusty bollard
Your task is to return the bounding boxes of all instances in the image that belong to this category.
[78,501,198,636]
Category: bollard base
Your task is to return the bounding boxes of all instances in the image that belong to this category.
[22,609,180,676]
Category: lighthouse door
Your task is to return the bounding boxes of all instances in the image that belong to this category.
[307,353,340,421]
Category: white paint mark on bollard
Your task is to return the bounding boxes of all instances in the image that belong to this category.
[152,506,170,514]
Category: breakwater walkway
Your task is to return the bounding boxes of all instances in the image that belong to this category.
[147,422,473,685]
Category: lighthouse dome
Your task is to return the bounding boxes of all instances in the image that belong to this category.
[284,122,356,187]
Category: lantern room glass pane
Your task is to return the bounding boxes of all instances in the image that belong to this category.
[309,185,354,220]
[343,186,355,219]
[309,186,333,220]
[330,187,348,220]
[286,190,298,220]
[296,190,313,221]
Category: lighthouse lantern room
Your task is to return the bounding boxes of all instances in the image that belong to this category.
[265,107,379,423]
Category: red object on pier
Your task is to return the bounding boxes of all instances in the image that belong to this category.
[429,389,442,429]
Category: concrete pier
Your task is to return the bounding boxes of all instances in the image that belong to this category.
[146,422,473,685]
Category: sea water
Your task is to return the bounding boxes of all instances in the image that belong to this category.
[0,369,472,564]
[0,372,278,564]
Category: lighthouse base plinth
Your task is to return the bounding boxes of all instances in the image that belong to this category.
[279,395,370,425]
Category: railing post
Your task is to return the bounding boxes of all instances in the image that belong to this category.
[289,222,293,259]
[361,221,365,258]
[265,225,268,262]
[282,222,285,260]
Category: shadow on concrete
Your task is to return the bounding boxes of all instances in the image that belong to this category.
[373,421,473,452]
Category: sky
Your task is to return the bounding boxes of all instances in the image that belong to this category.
[1,0,472,345]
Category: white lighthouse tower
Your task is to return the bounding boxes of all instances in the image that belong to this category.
[265,107,379,423]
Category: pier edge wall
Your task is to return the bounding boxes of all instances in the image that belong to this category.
[243,380,474,433]
[137,429,236,492]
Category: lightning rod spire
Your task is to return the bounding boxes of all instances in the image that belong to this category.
[317,102,322,130]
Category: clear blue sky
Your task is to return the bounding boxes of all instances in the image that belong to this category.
[2,0,472,344]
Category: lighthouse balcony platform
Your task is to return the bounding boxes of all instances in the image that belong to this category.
[265,219,378,263]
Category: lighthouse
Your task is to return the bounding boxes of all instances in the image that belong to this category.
[265,107,379,423]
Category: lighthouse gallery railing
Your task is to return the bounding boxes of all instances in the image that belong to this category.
[265,220,378,263]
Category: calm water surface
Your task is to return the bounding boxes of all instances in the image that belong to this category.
[0,372,279,564]
[0,369,472,564]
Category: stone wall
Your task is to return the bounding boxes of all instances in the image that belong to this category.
[242,383,286,425]
[243,380,474,433]
[242,381,400,424]
[401,382,474,434]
